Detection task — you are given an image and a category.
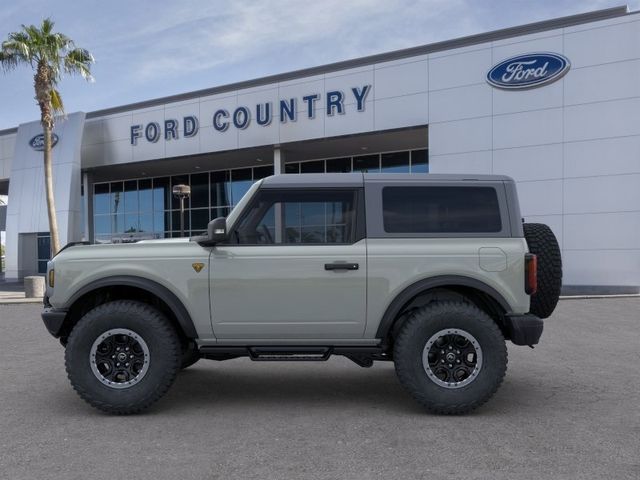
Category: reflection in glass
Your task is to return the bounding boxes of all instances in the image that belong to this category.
[171,175,190,210]
[124,180,138,212]
[111,182,123,215]
[231,168,252,204]
[411,149,429,173]
[153,177,170,211]
[139,214,153,232]
[139,179,153,213]
[210,171,230,208]
[94,183,110,215]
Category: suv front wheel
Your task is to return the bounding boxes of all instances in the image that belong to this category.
[394,301,507,414]
[65,300,181,414]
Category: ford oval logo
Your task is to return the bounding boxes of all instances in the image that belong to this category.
[29,133,59,151]
[487,53,570,90]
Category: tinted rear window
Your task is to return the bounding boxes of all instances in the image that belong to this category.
[382,186,502,233]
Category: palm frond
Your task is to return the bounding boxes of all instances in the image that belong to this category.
[50,88,64,114]
[64,48,94,81]
[0,50,18,71]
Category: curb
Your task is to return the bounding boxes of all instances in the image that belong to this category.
[560,294,640,300]
[0,298,44,305]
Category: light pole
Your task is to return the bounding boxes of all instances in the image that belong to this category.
[172,184,191,237]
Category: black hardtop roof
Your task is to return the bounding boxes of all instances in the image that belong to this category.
[260,173,514,188]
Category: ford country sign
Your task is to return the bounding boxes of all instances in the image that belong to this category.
[29,133,59,151]
[487,53,570,90]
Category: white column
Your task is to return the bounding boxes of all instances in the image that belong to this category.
[273,146,285,242]
[273,146,285,175]
[82,172,90,241]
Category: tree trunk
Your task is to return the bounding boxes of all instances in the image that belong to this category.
[35,63,61,256]
[43,123,61,255]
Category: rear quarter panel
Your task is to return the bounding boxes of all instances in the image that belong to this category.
[364,238,530,338]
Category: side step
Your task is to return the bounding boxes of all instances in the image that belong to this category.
[249,346,332,361]
[199,345,388,367]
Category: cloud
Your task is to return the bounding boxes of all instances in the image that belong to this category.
[2,0,640,130]
[104,0,472,83]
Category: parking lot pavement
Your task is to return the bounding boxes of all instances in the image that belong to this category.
[0,299,639,480]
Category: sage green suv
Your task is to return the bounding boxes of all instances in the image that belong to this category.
[42,173,562,414]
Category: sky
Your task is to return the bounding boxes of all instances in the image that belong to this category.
[0,0,638,130]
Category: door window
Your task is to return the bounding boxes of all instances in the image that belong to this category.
[233,190,358,245]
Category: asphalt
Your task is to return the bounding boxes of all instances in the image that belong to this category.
[0,298,638,480]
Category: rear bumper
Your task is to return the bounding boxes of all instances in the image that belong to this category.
[41,308,68,338]
[504,314,543,346]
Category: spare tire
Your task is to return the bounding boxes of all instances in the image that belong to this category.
[523,223,562,319]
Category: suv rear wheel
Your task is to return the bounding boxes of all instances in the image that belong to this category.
[394,301,507,414]
[65,300,181,414]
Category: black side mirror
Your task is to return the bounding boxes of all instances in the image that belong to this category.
[206,217,228,244]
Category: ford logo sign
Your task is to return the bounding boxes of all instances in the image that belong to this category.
[487,53,570,90]
[29,133,59,151]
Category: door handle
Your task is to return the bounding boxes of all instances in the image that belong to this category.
[324,262,359,271]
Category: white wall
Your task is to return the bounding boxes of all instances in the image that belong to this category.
[428,15,640,289]
[81,60,430,168]
[4,114,85,279]
[0,133,16,181]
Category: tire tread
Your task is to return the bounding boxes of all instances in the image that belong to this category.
[65,300,181,415]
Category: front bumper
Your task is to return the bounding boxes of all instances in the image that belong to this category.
[504,314,543,346]
[41,307,68,338]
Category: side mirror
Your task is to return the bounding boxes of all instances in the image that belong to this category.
[206,217,228,244]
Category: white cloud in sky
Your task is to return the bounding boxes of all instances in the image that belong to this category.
[0,0,638,129]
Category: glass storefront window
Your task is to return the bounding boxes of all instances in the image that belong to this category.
[285,163,300,174]
[300,160,324,173]
[231,168,252,204]
[353,154,380,173]
[190,173,209,208]
[381,151,410,173]
[254,165,273,179]
[111,182,123,215]
[139,179,153,212]
[153,177,170,212]
[326,157,351,173]
[191,208,209,233]
[124,180,138,213]
[411,149,429,173]
[91,152,427,243]
[139,214,153,233]
[211,171,231,208]
[94,183,110,215]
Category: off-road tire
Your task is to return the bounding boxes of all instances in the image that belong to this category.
[394,301,507,415]
[180,341,200,370]
[65,300,181,414]
[523,223,562,319]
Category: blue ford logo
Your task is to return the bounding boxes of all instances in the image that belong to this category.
[487,53,570,90]
[29,133,59,151]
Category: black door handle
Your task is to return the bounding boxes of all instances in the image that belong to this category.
[324,262,359,271]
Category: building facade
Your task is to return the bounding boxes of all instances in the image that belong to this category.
[0,6,638,293]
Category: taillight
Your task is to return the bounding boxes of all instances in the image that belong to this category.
[525,253,537,295]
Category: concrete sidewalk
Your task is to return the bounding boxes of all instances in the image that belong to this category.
[0,282,43,304]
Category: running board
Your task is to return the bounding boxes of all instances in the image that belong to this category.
[198,345,388,367]
[249,346,331,361]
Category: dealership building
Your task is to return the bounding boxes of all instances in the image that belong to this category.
[0,5,638,293]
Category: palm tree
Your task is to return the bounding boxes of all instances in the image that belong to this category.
[0,18,93,255]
